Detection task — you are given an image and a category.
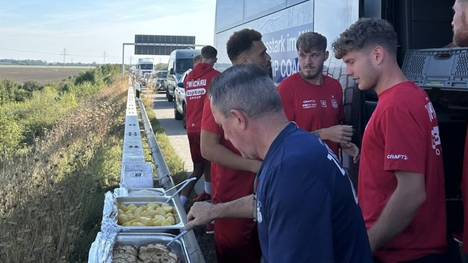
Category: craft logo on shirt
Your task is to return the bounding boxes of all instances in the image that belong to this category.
[186,88,206,98]
[386,154,408,160]
[187,78,207,88]
[320,100,327,108]
[331,97,338,109]
[302,99,317,109]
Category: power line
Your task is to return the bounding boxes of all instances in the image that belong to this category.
[0,47,121,59]
[61,48,67,64]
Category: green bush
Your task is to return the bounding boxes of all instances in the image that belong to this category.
[0,109,23,156]
[0,65,121,156]
[74,70,96,85]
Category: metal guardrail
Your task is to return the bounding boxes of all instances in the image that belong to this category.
[120,86,153,188]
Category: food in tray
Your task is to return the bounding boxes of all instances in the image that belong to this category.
[112,245,138,263]
[139,243,179,263]
[118,202,177,227]
[112,243,179,263]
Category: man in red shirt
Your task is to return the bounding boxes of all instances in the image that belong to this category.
[278,32,358,159]
[333,18,447,262]
[200,29,271,262]
[180,46,220,207]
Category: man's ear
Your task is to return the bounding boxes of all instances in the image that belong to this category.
[230,109,248,130]
[324,50,329,61]
[373,45,385,65]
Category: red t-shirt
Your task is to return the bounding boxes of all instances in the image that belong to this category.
[184,63,220,134]
[200,99,256,203]
[358,81,447,262]
[278,73,344,154]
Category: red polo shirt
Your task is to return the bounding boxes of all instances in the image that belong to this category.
[278,73,344,154]
[358,81,447,262]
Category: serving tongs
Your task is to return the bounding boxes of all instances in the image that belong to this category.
[163,177,197,203]
[166,229,190,247]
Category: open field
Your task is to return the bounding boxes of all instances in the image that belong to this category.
[0,65,94,84]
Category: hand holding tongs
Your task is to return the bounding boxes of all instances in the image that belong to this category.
[163,177,197,203]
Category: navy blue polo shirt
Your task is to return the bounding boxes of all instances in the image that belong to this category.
[256,123,373,263]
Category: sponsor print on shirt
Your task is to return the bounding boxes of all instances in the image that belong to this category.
[187,78,207,88]
[302,99,317,109]
[386,154,409,160]
[186,88,207,98]
[425,100,442,156]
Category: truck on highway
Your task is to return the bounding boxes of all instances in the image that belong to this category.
[136,58,155,85]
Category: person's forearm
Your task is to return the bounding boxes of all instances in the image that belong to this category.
[312,128,327,140]
[368,179,425,251]
[212,195,255,219]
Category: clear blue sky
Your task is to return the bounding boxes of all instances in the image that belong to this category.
[0,0,216,64]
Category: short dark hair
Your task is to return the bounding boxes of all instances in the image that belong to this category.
[226,29,262,62]
[201,45,217,59]
[296,32,327,52]
[332,18,398,59]
[210,64,282,118]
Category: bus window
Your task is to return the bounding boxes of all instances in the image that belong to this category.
[245,0,286,20]
[215,0,244,31]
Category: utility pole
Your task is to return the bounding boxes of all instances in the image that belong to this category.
[103,51,106,64]
[61,48,67,65]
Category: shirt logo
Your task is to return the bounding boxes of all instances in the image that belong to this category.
[431,126,442,156]
[331,97,338,109]
[302,99,317,109]
[186,88,206,97]
[386,154,408,160]
[320,100,327,108]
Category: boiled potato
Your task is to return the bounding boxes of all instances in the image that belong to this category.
[117,202,177,227]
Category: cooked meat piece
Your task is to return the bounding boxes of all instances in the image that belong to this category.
[113,245,138,263]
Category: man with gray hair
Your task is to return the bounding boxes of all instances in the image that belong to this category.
[452,0,468,47]
[187,64,373,263]
[278,32,358,160]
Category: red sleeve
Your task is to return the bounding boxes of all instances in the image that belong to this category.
[381,107,426,173]
[201,98,221,134]
[278,81,295,121]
